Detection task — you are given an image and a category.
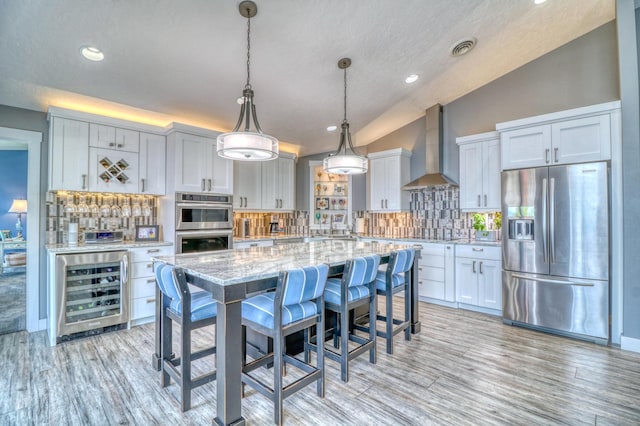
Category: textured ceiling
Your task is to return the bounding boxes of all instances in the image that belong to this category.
[0,0,615,156]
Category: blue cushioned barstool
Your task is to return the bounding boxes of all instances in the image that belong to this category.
[369,248,415,354]
[241,264,329,425]
[154,262,217,412]
[310,255,380,382]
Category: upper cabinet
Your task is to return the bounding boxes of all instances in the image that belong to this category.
[457,131,500,211]
[234,153,296,211]
[367,148,411,212]
[49,117,90,191]
[48,108,167,195]
[498,101,620,170]
[166,126,233,195]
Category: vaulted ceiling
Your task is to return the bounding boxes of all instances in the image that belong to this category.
[0,0,615,156]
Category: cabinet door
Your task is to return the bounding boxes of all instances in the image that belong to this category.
[478,259,502,311]
[483,139,502,210]
[90,124,139,152]
[261,159,279,209]
[115,128,140,153]
[174,134,209,192]
[234,161,262,209]
[455,257,478,305]
[89,148,139,193]
[383,156,402,210]
[278,157,295,210]
[459,143,484,210]
[139,132,166,195]
[500,125,551,170]
[49,117,89,191]
[551,115,611,164]
[368,157,386,211]
[209,140,234,194]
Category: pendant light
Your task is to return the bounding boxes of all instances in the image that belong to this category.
[323,58,368,175]
[217,1,278,161]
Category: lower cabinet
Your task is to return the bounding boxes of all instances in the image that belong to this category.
[416,243,455,304]
[129,245,173,325]
[455,244,502,314]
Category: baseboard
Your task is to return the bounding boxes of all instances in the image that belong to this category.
[457,303,502,317]
[419,297,458,309]
[621,335,640,353]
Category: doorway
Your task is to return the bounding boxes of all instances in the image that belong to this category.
[0,127,42,334]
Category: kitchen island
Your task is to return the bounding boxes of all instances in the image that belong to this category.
[153,239,419,426]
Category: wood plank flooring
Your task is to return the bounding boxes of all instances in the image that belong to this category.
[0,271,26,334]
[1,301,640,425]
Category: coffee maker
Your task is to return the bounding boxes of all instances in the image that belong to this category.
[269,214,279,234]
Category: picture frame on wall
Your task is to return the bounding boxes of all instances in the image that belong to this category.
[135,225,159,242]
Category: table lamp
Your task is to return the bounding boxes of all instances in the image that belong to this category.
[8,199,27,239]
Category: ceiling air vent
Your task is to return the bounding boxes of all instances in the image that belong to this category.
[450,37,477,57]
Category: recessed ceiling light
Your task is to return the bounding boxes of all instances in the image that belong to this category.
[534,0,547,4]
[326,125,337,132]
[405,74,419,84]
[81,46,104,61]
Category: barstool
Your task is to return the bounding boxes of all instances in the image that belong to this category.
[154,262,217,411]
[374,248,415,354]
[241,264,329,425]
[315,255,380,382]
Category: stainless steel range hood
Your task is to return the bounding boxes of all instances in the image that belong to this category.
[402,104,457,190]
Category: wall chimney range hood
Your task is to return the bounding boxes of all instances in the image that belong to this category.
[402,104,457,190]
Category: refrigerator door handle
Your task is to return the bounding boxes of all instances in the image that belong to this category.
[550,177,556,264]
[511,273,594,287]
[542,178,548,264]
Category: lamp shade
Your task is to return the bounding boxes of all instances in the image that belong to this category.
[323,153,368,175]
[8,199,27,214]
[217,131,278,161]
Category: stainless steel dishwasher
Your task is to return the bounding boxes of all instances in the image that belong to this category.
[55,250,129,342]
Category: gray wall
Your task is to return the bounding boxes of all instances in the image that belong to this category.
[0,105,49,319]
[444,21,619,182]
[617,0,640,340]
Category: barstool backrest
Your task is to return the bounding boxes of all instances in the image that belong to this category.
[389,249,415,275]
[155,263,182,301]
[345,255,380,287]
[281,264,329,307]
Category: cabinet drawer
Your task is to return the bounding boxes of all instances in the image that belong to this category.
[129,245,173,263]
[419,243,445,257]
[419,265,445,282]
[131,276,157,299]
[420,254,444,268]
[131,296,156,320]
[456,244,500,260]
[132,261,155,279]
[418,279,445,300]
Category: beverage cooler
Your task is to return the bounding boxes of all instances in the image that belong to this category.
[55,251,129,342]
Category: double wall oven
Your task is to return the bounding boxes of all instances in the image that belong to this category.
[175,192,233,254]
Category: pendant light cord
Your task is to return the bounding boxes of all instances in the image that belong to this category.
[343,66,348,123]
[245,10,252,89]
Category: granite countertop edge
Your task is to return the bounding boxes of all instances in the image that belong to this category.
[46,240,173,254]
[234,234,501,247]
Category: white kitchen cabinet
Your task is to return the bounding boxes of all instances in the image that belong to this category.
[416,242,455,305]
[89,123,140,153]
[261,153,296,211]
[498,102,617,170]
[129,245,173,325]
[367,148,411,212]
[170,131,234,194]
[234,161,262,210]
[457,132,501,211]
[88,147,140,193]
[455,244,502,314]
[138,132,166,195]
[49,117,90,191]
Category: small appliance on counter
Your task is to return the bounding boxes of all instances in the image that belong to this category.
[240,218,250,238]
[84,230,124,244]
[269,214,280,234]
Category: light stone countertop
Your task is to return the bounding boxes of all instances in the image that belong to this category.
[154,239,413,287]
[234,234,501,247]
[46,240,173,254]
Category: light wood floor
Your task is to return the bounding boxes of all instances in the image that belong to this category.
[2,301,640,425]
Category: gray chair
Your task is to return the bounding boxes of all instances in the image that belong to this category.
[154,262,217,411]
[241,264,329,425]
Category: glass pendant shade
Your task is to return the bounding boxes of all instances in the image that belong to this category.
[216,1,278,161]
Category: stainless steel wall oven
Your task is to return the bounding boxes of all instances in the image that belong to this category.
[175,192,233,253]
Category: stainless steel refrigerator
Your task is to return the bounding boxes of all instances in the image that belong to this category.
[501,161,609,344]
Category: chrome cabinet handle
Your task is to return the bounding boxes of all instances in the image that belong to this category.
[245,197,248,207]
[147,249,160,253]
[146,298,156,304]
[109,142,115,147]
[82,174,87,190]
[250,243,258,247]
[117,144,123,148]
[275,199,278,208]
[201,179,205,191]
[121,254,129,285]
[147,278,156,283]
[484,194,487,207]
[146,263,153,268]
[385,199,388,209]
[554,147,559,163]
[446,246,451,250]
[381,199,384,209]
[545,149,550,163]
[472,247,483,252]
[477,195,481,207]
[207,179,212,191]
[472,260,476,273]
[479,261,483,274]
[141,178,146,193]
